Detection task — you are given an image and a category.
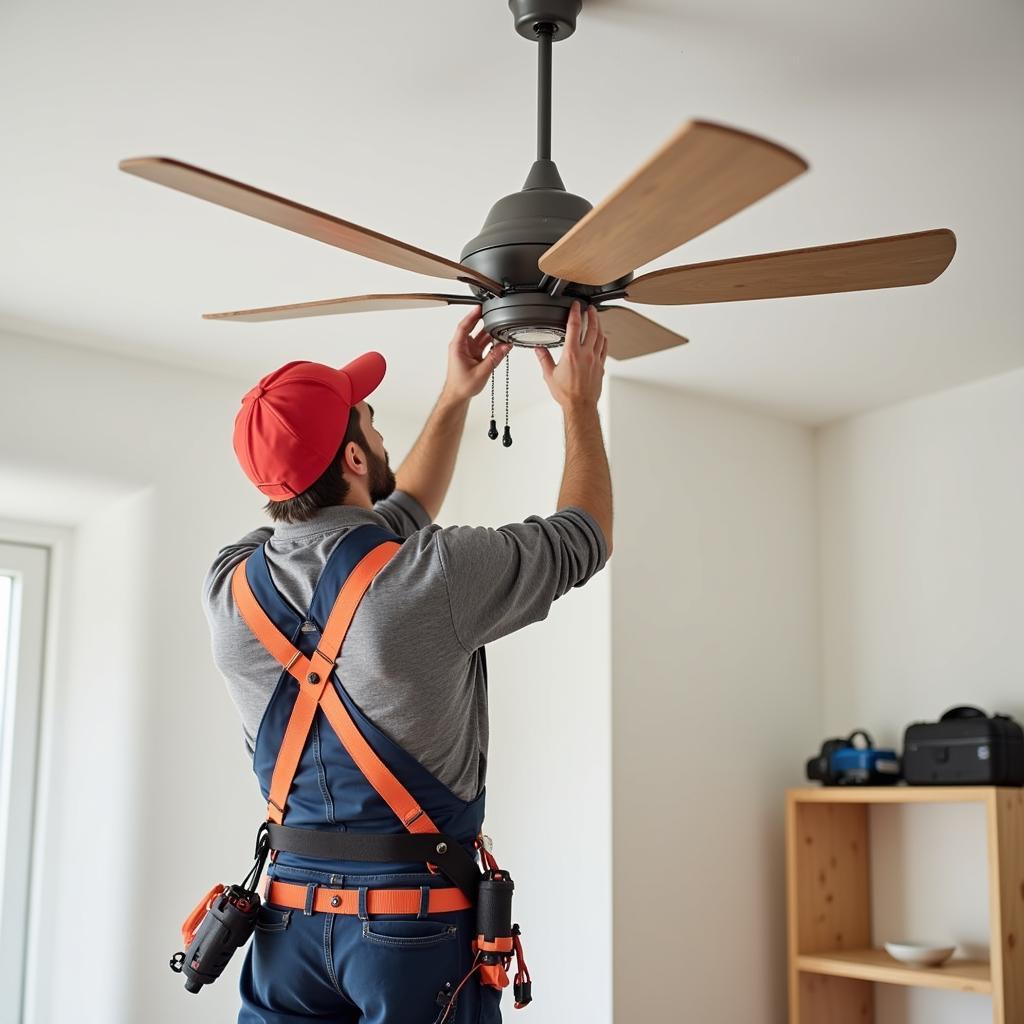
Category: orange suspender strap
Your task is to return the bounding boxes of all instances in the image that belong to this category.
[230,542,441,835]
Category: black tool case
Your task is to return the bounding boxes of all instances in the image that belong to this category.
[903,706,1024,786]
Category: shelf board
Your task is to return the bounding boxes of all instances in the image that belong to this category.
[797,948,992,994]
[788,785,1004,805]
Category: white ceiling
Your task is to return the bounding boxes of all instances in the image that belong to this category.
[2,0,1022,424]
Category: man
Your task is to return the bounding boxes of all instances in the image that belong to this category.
[203,301,611,1024]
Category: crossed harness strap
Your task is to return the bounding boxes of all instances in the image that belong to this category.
[231,540,439,834]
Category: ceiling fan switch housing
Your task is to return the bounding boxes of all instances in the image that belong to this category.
[480,292,580,347]
[508,0,582,41]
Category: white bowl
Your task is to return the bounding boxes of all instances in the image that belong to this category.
[884,941,956,967]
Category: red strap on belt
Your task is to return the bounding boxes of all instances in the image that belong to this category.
[231,542,441,835]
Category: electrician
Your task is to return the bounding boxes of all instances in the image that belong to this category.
[203,303,611,1023]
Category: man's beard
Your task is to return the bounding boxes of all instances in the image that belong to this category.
[367,448,396,504]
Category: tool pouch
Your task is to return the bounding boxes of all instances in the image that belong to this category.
[168,823,270,993]
[473,868,532,1007]
[475,869,515,988]
[170,884,260,992]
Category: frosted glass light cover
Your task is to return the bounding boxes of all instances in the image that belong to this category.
[507,326,565,347]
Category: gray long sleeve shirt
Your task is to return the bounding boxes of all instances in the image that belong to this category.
[203,491,607,802]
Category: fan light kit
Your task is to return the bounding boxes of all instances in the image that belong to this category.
[120,0,956,440]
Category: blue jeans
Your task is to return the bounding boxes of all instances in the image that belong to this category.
[239,864,502,1024]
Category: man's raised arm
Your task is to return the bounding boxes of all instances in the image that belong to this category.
[394,308,511,520]
[535,302,613,554]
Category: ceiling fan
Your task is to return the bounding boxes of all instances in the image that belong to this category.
[119,0,956,362]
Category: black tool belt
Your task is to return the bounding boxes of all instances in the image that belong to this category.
[267,824,482,902]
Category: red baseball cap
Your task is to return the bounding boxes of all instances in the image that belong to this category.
[233,353,386,500]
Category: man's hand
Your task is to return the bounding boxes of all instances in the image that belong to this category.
[441,307,512,404]
[534,302,607,409]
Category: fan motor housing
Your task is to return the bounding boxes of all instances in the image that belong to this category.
[461,160,632,347]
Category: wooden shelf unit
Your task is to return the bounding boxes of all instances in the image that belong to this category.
[785,786,1024,1024]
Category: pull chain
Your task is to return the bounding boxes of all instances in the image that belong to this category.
[487,348,499,441]
[502,348,512,447]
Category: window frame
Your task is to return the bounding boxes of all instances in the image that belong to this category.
[0,540,51,1023]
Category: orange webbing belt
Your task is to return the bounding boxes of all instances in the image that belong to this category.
[230,542,441,835]
[265,879,471,916]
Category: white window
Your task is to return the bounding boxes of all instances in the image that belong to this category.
[0,542,49,1023]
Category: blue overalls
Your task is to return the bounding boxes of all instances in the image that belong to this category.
[233,525,503,1024]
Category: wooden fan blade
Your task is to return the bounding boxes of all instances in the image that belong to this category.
[625,229,957,305]
[538,121,807,286]
[119,157,502,293]
[598,306,689,361]
[204,293,478,323]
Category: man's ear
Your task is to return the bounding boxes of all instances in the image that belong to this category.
[341,440,369,478]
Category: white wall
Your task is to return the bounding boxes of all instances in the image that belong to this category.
[817,367,1024,1024]
[609,379,821,1023]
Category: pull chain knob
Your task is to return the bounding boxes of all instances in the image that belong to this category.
[502,425,513,447]
[488,419,499,440]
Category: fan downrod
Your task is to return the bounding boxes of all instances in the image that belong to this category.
[458,0,622,349]
[508,0,582,41]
